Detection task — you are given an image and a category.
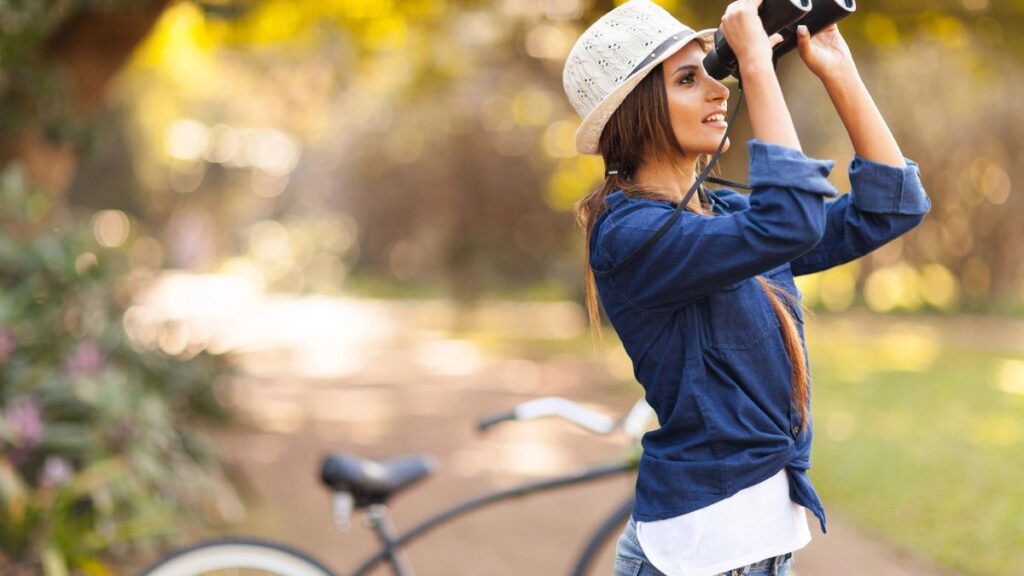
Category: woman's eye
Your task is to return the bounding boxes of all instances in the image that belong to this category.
[678,72,695,85]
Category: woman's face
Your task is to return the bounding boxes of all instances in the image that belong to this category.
[661,41,732,156]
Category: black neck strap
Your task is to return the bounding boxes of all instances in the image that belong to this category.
[705,176,752,190]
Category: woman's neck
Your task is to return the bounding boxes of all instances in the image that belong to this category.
[633,157,702,210]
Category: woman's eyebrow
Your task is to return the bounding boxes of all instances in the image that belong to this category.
[673,64,700,74]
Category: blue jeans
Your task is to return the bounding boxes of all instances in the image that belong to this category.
[614,516,795,576]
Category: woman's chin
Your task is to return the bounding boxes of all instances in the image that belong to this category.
[701,137,729,154]
[675,135,730,156]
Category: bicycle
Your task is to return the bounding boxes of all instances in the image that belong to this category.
[138,396,656,576]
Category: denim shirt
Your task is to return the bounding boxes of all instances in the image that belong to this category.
[589,139,931,534]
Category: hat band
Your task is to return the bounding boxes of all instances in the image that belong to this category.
[626,28,696,79]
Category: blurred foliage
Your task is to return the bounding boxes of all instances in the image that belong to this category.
[0,0,83,145]
[0,2,1020,573]
[0,165,241,575]
[3,0,1024,309]
[0,0,243,149]
[104,0,1024,312]
[0,0,157,148]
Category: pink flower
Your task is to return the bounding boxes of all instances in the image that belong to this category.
[0,327,15,363]
[40,456,74,488]
[62,340,105,377]
[3,397,44,465]
[5,397,43,448]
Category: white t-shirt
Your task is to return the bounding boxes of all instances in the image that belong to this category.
[635,468,812,576]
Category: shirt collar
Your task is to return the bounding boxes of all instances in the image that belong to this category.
[606,188,725,213]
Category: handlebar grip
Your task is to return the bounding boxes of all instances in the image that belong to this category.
[477,411,516,432]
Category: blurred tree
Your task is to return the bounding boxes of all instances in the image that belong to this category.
[3,0,1023,309]
[0,0,174,230]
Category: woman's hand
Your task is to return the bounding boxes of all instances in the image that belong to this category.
[719,0,785,66]
[794,22,856,82]
[720,0,799,151]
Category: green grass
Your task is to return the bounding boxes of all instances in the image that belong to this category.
[460,309,1024,575]
[806,323,1024,576]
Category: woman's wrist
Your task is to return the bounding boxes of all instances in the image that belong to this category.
[739,56,802,151]
[819,61,860,94]
[821,63,867,122]
[820,62,906,167]
[737,51,776,76]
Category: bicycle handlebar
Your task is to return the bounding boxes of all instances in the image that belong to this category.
[477,396,656,441]
[477,410,516,432]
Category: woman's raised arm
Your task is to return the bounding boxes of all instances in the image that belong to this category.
[796,23,905,167]
[784,23,930,278]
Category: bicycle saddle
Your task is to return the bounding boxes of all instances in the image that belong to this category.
[320,453,437,507]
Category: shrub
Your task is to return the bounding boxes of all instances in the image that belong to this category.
[0,165,240,575]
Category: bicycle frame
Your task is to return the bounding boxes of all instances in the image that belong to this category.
[347,456,638,576]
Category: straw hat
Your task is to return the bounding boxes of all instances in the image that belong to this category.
[563,0,715,155]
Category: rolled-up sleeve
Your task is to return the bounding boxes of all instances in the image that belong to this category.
[748,139,838,196]
[790,154,932,276]
[591,139,837,315]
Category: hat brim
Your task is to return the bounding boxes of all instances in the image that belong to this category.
[573,27,717,156]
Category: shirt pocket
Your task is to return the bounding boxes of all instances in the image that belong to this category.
[704,277,778,349]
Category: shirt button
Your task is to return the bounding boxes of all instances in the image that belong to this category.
[791,425,800,436]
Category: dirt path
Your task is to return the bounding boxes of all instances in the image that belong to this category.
[127,285,992,575]
[203,325,963,576]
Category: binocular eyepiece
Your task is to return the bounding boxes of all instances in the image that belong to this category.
[703,0,857,80]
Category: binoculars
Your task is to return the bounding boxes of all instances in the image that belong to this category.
[703,0,857,80]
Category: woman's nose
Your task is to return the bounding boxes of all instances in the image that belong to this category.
[710,82,729,102]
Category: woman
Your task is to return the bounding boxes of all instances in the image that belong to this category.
[561,0,931,575]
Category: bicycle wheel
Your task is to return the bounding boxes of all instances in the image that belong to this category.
[138,537,337,576]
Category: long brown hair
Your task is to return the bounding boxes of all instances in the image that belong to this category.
[573,39,810,434]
